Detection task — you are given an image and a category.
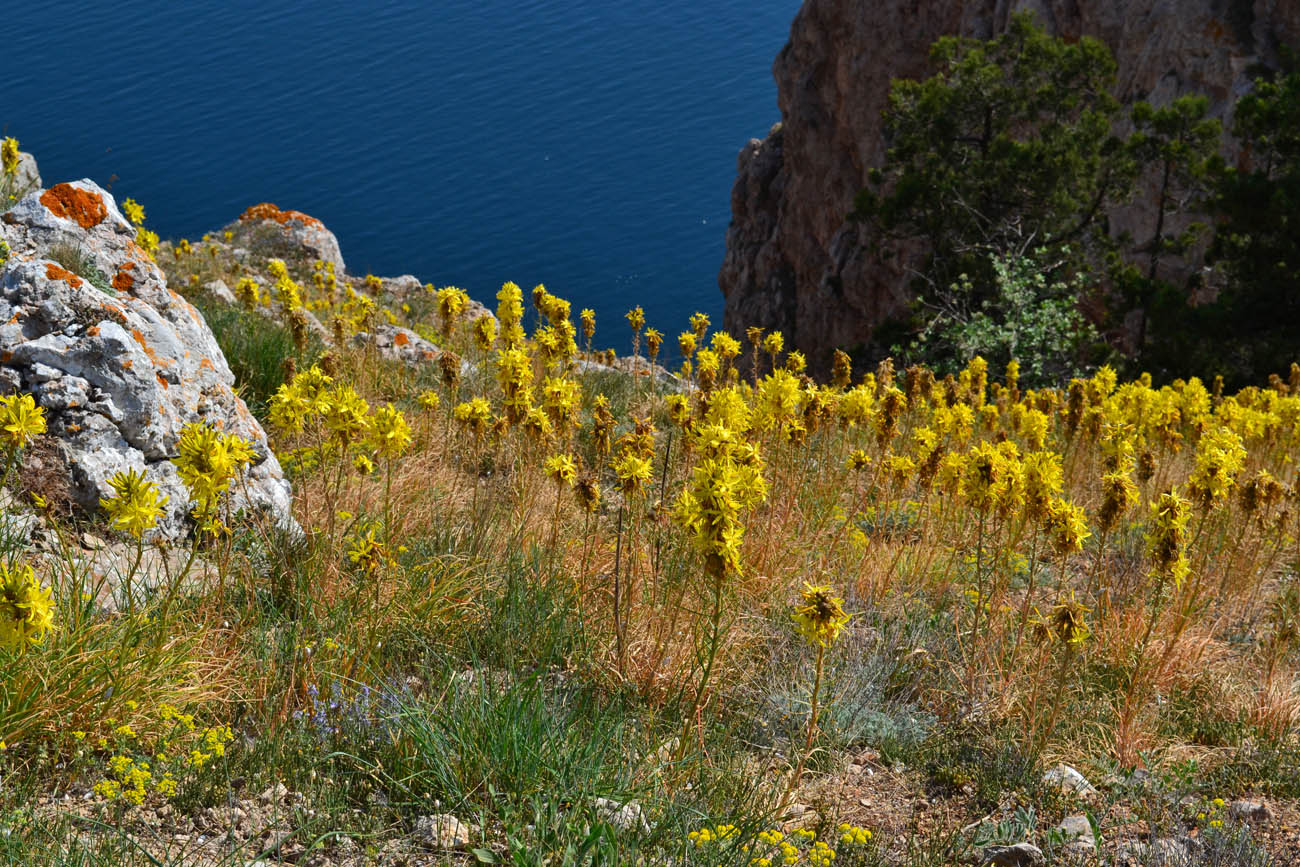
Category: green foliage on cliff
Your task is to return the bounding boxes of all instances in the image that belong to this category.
[855,14,1299,386]
[1194,56,1300,385]
[854,14,1129,313]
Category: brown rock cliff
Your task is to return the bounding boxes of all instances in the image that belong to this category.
[720,0,1300,370]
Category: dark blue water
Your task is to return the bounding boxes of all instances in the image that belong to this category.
[8,0,795,347]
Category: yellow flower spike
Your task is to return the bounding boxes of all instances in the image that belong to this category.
[544,454,578,487]
[369,404,412,460]
[435,286,470,333]
[626,306,645,332]
[0,137,19,176]
[792,583,850,648]
[121,198,146,227]
[100,468,169,539]
[0,561,55,650]
[453,398,493,438]
[1048,592,1090,645]
[0,392,47,450]
[689,311,710,339]
[1040,496,1089,556]
[613,452,653,497]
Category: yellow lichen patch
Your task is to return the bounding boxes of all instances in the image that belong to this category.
[40,183,108,228]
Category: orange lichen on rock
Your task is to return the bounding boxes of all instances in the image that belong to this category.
[87,326,101,337]
[112,267,135,294]
[394,332,410,347]
[130,327,172,368]
[40,183,108,228]
[155,372,169,389]
[199,358,215,371]
[239,202,323,229]
[44,263,85,288]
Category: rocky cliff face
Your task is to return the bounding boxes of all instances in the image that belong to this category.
[720,0,1300,370]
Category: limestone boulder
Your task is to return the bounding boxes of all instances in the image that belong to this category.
[224,202,346,275]
[0,179,294,539]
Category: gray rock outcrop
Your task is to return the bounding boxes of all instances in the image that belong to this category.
[225,201,347,275]
[1,178,294,538]
[720,0,1300,372]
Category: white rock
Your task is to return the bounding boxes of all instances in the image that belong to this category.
[258,782,288,805]
[351,324,443,367]
[1228,799,1273,822]
[414,813,472,849]
[982,842,1045,867]
[1042,763,1097,796]
[594,797,649,834]
[0,180,294,539]
[1055,814,1094,846]
[204,279,236,306]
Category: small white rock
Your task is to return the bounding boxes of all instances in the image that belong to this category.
[414,813,472,850]
[1042,763,1096,796]
[594,797,649,834]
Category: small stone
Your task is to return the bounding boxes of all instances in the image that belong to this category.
[594,797,649,834]
[1042,764,1097,796]
[259,782,288,805]
[982,842,1046,867]
[204,279,236,305]
[414,813,472,850]
[1055,814,1094,846]
[1151,838,1192,866]
[1228,799,1273,822]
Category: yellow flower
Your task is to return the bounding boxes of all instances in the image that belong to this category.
[172,422,255,509]
[1048,592,1090,645]
[613,451,654,497]
[0,138,19,176]
[121,198,146,226]
[453,398,493,438]
[580,308,596,341]
[496,281,526,348]
[792,583,850,648]
[847,449,871,471]
[0,392,46,451]
[417,390,440,411]
[1041,496,1090,556]
[544,454,578,486]
[0,562,55,650]
[435,286,470,333]
[100,468,169,539]
[689,312,710,339]
[369,404,411,459]
[626,306,646,332]
[348,526,394,575]
[320,385,371,443]
[1147,488,1191,588]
